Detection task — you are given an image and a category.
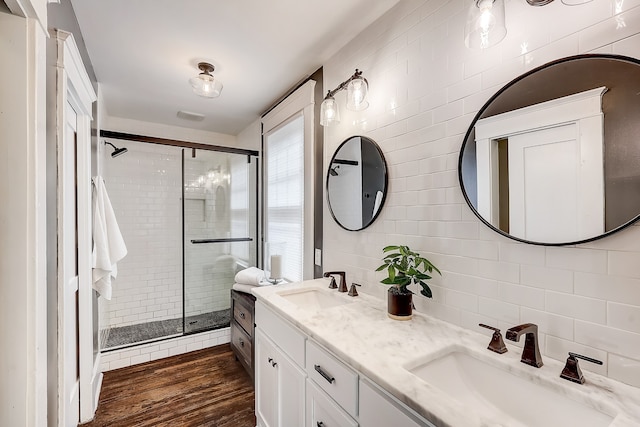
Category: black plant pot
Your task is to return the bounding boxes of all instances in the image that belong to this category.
[387,287,413,320]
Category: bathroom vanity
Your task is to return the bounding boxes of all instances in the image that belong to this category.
[230,289,256,380]
[252,278,640,427]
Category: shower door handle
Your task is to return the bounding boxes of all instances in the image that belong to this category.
[190,237,253,244]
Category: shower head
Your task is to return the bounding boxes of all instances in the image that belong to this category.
[105,141,128,158]
[329,165,340,176]
[111,147,128,157]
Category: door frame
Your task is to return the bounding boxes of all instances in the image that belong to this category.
[474,86,606,231]
[53,30,98,424]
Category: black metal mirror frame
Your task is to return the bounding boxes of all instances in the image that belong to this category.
[458,54,640,246]
[327,135,388,231]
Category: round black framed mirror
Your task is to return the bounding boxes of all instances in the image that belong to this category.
[459,54,640,246]
[327,136,387,231]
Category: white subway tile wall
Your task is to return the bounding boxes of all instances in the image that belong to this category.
[183,156,236,316]
[323,0,640,387]
[103,141,183,329]
[100,328,230,371]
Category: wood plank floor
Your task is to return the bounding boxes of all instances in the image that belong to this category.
[84,345,255,427]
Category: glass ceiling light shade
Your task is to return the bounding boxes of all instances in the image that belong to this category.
[346,76,369,111]
[560,0,592,4]
[189,62,223,98]
[320,94,340,127]
[464,0,507,49]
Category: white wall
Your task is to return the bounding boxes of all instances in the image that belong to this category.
[237,117,261,150]
[105,116,238,148]
[0,7,48,427]
[323,0,640,387]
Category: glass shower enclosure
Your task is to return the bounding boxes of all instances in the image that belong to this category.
[100,138,257,350]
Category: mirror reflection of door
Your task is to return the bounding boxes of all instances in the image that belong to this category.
[475,87,606,243]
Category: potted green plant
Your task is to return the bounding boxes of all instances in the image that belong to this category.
[376,245,441,320]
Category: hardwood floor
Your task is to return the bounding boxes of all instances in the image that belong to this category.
[84,345,256,427]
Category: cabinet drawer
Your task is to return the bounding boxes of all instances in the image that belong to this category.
[306,340,358,418]
[359,378,433,427]
[306,379,358,427]
[233,300,254,335]
[231,320,252,367]
[255,301,305,367]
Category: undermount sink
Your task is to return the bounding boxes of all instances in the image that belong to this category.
[278,288,351,310]
[405,349,614,427]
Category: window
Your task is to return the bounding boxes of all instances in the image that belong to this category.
[262,80,316,282]
[265,115,304,281]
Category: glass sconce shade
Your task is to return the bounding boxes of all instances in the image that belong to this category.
[320,96,340,126]
[346,76,369,111]
[464,0,507,49]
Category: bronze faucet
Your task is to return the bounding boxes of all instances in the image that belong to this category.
[323,271,347,292]
[505,323,543,368]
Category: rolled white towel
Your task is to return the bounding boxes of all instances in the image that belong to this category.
[232,283,258,294]
[234,266,265,286]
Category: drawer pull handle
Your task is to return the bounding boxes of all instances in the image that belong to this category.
[238,338,244,347]
[271,361,277,367]
[239,312,245,319]
[268,357,273,363]
[317,422,325,427]
[314,365,335,384]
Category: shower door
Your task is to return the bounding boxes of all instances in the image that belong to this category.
[183,149,258,334]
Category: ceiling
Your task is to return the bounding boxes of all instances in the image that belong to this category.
[71,0,401,136]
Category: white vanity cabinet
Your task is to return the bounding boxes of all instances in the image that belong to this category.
[307,379,358,427]
[255,300,435,427]
[255,301,306,427]
[359,378,435,427]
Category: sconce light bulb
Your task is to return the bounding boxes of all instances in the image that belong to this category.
[465,0,506,49]
[478,0,494,30]
[346,76,369,111]
[320,96,340,126]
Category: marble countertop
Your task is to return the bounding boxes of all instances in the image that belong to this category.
[252,278,640,427]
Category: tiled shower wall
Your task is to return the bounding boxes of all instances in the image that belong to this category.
[102,141,183,329]
[323,0,640,387]
[183,157,236,316]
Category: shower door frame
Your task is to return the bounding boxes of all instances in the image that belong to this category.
[99,130,260,345]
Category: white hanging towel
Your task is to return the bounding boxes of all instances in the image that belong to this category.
[372,190,384,217]
[91,176,127,300]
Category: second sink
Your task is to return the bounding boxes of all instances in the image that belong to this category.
[405,348,614,427]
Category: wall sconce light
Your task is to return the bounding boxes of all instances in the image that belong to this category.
[465,0,592,49]
[320,69,369,127]
[189,62,223,98]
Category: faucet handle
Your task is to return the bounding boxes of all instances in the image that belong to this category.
[348,283,361,297]
[560,352,603,384]
[324,271,346,292]
[479,323,508,354]
[327,276,337,289]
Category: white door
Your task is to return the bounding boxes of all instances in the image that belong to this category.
[255,330,279,427]
[255,330,306,427]
[508,122,604,242]
[59,101,80,427]
[276,345,305,427]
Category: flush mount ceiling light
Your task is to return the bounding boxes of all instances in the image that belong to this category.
[465,0,592,49]
[189,62,223,98]
[320,69,369,127]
